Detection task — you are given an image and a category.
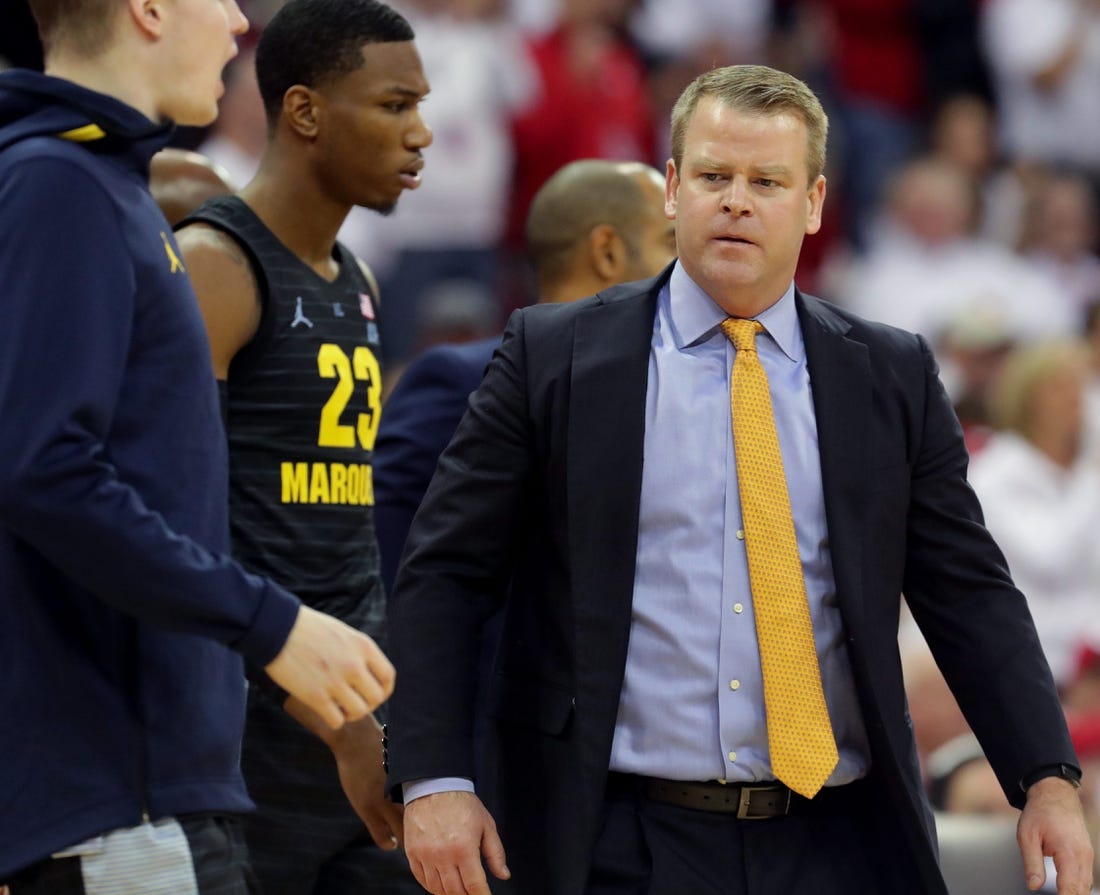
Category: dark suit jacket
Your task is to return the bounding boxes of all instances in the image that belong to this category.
[374,337,504,772]
[387,268,1074,895]
[374,336,500,594]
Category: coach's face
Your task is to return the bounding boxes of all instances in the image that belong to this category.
[665,97,825,318]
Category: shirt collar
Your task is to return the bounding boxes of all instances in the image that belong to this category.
[667,261,801,362]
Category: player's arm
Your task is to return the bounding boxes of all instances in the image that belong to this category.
[284,695,404,849]
[175,222,262,378]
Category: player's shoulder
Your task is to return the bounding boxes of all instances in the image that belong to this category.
[176,218,247,259]
[177,222,254,278]
[176,221,260,310]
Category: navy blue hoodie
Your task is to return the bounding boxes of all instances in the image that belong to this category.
[0,71,301,877]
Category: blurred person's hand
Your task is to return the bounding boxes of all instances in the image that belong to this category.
[266,605,395,729]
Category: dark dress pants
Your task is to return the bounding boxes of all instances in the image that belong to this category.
[587,776,923,895]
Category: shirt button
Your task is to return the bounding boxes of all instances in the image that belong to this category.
[735,529,745,540]
[729,679,740,691]
[733,603,744,614]
[728,751,737,762]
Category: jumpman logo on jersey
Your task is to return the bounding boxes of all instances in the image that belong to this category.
[291,296,314,329]
[160,232,185,274]
[332,302,346,318]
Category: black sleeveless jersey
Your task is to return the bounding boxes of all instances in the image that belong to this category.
[181,196,385,640]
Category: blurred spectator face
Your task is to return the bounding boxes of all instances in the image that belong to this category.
[944,340,1014,408]
[931,95,996,180]
[938,305,1016,411]
[1024,358,1086,450]
[992,341,1092,468]
[942,759,1017,817]
[889,160,975,247]
[562,0,637,28]
[1033,177,1099,261]
[927,734,1016,816]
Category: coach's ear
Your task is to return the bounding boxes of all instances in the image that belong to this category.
[805,174,826,235]
[665,158,679,220]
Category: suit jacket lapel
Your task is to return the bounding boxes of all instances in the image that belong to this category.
[797,292,872,629]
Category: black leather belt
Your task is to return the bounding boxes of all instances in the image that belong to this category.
[607,773,796,819]
[644,778,793,818]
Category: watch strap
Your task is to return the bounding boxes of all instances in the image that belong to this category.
[1019,762,1083,793]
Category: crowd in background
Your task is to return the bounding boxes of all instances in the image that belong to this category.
[150,0,1100,376]
[7,0,1094,380]
[4,0,1100,880]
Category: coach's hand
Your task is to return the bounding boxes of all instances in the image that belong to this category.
[404,791,510,895]
[265,605,395,729]
[1018,776,1094,894]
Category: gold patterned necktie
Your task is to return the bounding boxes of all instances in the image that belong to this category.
[721,317,839,799]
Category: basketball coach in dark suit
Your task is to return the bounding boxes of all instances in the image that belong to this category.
[386,64,1093,895]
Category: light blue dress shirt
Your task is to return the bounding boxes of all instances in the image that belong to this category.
[405,263,870,803]
[607,262,870,784]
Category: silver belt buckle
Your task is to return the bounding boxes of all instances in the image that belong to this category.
[736,784,791,819]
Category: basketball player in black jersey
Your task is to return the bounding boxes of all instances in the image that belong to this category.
[175,1,431,892]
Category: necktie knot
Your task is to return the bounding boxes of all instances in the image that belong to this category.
[721,317,762,352]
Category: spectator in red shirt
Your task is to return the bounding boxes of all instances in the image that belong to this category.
[504,0,655,269]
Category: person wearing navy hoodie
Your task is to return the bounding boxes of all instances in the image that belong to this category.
[0,0,396,892]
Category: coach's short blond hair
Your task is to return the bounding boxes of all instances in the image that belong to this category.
[670,64,828,184]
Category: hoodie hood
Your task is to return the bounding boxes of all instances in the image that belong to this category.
[0,69,173,175]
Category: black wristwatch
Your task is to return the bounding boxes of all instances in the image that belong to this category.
[1019,763,1083,794]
